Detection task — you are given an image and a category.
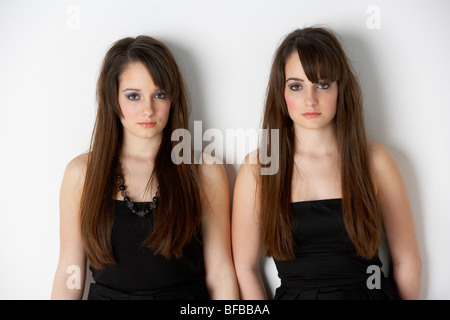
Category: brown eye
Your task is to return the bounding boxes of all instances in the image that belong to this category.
[317,82,330,89]
[126,93,140,100]
[154,92,167,99]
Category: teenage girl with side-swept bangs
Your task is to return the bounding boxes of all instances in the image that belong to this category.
[232,27,421,300]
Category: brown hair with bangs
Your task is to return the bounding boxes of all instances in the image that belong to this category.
[80,35,202,269]
[259,27,382,260]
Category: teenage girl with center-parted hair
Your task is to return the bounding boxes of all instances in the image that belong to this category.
[51,35,239,300]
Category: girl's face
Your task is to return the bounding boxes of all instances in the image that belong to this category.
[284,51,338,131]
[118,62,171,141]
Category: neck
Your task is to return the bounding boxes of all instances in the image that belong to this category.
[121,132,162,161]
[293,123,338,157]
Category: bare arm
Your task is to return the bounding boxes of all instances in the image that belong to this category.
[231,152,268,299]
[370,142,422,299]
[199,154,239,300]
[51,155,88,299]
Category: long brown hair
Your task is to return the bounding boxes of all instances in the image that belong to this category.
[80,36,202,269]
[259,27,382,260]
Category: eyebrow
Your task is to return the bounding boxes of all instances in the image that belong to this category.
[122,88,165,93]
[285,77,304,83]
[122,88,142,92]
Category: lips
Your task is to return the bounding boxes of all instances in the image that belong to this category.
[138,122,156,128]
[302,112,321,119]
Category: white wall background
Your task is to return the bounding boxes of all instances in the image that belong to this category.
[0,0,449,300]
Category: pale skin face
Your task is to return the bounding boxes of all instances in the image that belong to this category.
[116,61,172,200]
[118,62,171,143]
[284,51,338,132]
[284,51,342,202]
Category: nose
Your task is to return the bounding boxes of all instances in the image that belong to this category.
[142,97,154,118]
[304,87,318,108]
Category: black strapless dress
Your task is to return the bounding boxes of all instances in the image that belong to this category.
[273,199,400,300]
[88,200,209,300]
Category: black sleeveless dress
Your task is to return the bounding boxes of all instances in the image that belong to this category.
[273,199,401,300]
[87,200,209,300]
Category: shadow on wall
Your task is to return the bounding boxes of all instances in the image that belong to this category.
[341,31,426,299]
[166,38,239,205]
[387,147,426,298]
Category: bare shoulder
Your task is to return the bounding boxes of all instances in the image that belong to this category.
[197,153,230,211]
[233,149,260,196]
[232,150,260,218]
[67,153,88,170]
[367,141,397,170]
[237,149,260,178]
[198,152,227,182]
[197,153,231,204]
[59,153,89,220]
[367,141,403,193]
[62,153,89,190]
[244,149,259,165]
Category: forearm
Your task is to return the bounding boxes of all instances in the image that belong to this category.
[393,259,422,300]
[206,266,239,300]
[51,258,87,300]
[235,267,268,300]
[51,271,85,300]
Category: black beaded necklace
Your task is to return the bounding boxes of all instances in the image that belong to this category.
[117,174,159,218]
